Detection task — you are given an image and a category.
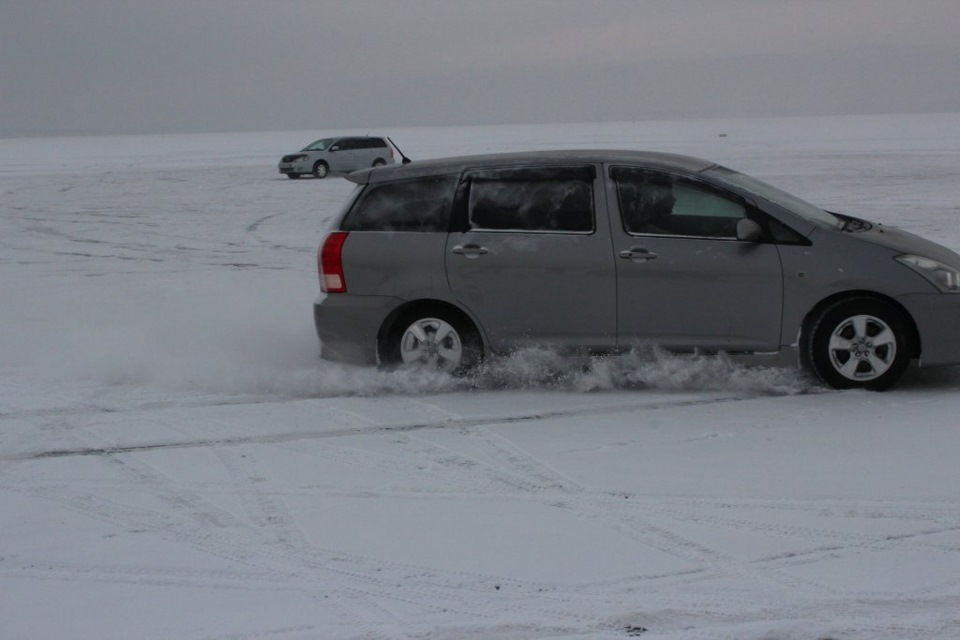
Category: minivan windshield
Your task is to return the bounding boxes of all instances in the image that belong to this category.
[302,138,336,152]
[706,165,841,230]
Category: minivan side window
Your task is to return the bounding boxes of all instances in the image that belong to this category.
[341,176,457,232]
[465,167,595,233]
[613,167,747,238]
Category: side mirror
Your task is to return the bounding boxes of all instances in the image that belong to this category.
[736,218,763,242]
[329,146,339,152]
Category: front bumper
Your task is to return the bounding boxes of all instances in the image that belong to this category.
[898,292,960,367]
[278,161,308,175]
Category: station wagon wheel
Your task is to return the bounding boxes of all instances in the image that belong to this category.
[372,158,386,167]
[802,298,912,390]
[312,161,329,179]
[384,307,482,375]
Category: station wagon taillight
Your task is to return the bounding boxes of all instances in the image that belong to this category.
[319,231,348,293]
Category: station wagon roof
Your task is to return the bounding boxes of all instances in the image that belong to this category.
[346,149,718,185]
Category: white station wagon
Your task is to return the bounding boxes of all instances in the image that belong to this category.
[279,136,395,179]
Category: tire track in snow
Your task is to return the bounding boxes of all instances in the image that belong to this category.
[5,473,504,627]
[342,421,960,611]
[4,393,749,462]
[8,400,957,637]
[8,441,573,628]
[4,378,954,634]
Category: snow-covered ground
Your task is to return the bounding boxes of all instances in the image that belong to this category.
[2,114,960,639]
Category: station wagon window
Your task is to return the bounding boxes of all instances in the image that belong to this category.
[465,166,595,232]
[303,138,334,151]
[342,176,456,232]
[338,137,386,151]
[612,167,747,238]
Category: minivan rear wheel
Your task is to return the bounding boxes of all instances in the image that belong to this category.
[802,297,912,390]
[383,307,482,375]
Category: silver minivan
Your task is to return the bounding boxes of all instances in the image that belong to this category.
[279,136,395,179]
[314,150,960,390]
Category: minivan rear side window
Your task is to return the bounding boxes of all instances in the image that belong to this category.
[341,176,457,232]
[464,166,595,233]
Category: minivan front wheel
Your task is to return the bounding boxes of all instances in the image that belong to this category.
[313,161,329,179]
[383,308,482,375]
[802,298,912,390]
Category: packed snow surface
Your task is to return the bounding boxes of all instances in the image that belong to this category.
[2,114,960,639]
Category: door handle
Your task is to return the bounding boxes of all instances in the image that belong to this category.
[619,247,658,262]
[452,244,489,259]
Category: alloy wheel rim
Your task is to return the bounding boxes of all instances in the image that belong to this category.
[827,314,897,381]
[400,318,463,372]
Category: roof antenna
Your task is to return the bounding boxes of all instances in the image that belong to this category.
[387,137,412,164]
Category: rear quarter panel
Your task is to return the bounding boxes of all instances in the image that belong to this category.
[340,231,451,301]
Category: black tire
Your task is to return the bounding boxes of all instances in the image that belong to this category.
[372,158,386,167]
[312,161,329,179]
[381,305,482,375]
[286,173,301,179]
[801,297,912,390]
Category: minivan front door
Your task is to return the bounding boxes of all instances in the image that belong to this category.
[445,166,618,353]
[608,166,784,351]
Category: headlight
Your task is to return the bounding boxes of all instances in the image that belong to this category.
[896,254,960,292]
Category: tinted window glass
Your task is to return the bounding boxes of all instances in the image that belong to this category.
[467,170,594,232]
[342,176,456,232]
[613,167,746,238]
[707,165,840,230]
[344,138,387,150]
[303,138,334,151]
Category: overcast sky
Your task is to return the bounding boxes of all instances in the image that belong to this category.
[3,0,960,136]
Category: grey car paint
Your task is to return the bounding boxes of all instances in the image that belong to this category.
[444,174,618,353]
[613,233,784,350]
[313,150,960,387]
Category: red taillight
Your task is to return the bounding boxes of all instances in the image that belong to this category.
[319,231,348,293]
